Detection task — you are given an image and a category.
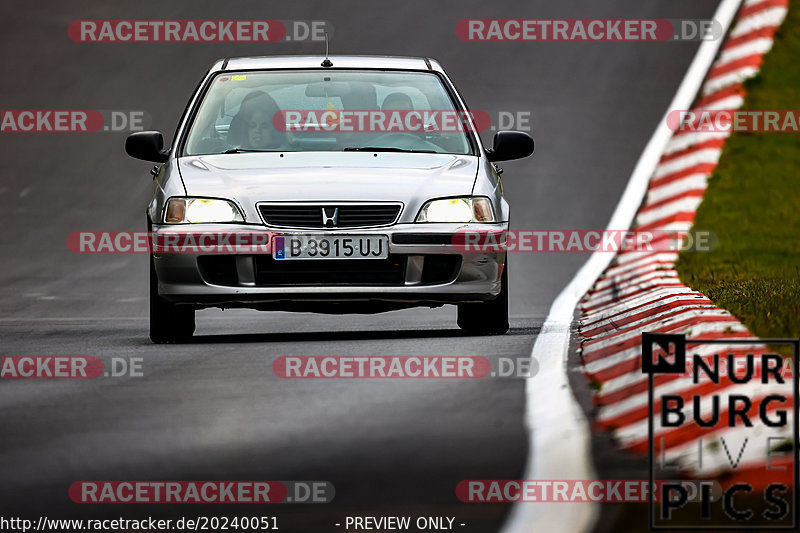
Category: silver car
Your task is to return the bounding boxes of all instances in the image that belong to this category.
[125,55,533,343]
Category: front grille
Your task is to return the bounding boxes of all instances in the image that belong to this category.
[259,204,401,228]
[255,255,405,286]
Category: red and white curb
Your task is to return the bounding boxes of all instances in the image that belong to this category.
[502,1,787,532]
[578,0,791,485]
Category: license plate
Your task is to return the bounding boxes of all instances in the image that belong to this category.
[273,235,389,260]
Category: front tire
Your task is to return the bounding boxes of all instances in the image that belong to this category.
[150,255,195,343]
[457,262,509,335]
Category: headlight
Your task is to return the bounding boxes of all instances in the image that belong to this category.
[164,198,244,224]
[416,197,495,223]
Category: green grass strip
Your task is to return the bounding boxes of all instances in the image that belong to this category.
[675,3,800,340]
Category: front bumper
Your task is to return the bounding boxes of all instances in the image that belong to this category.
[152,222,507,311]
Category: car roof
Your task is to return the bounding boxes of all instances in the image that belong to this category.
[211,55,445,74]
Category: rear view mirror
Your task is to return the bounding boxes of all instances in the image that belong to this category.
[125,131,169,163]
[486,130,534,162]
[304,81,352,97]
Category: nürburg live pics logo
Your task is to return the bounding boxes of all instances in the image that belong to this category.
[642,332,799,529]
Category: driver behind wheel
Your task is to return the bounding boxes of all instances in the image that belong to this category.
[381,92,414,112]
[378,92,440,149]
[228,90,288,150]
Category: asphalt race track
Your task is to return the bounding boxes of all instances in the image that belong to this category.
[0,1,718,531]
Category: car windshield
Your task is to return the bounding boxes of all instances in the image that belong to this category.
[183,70,474,156]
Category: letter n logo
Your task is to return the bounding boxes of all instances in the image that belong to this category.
[642,332,686,375]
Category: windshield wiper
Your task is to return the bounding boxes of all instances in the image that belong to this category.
[221,148,284,154]
[342,146,437,153]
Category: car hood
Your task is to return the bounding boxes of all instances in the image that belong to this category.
[177,152,479,224]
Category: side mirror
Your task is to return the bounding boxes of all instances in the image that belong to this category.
[125,131,169,163]
[486,130,534,162]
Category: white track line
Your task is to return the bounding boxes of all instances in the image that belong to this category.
[498,2,743,532]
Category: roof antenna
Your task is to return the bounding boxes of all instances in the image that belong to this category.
[321,32,333,68]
